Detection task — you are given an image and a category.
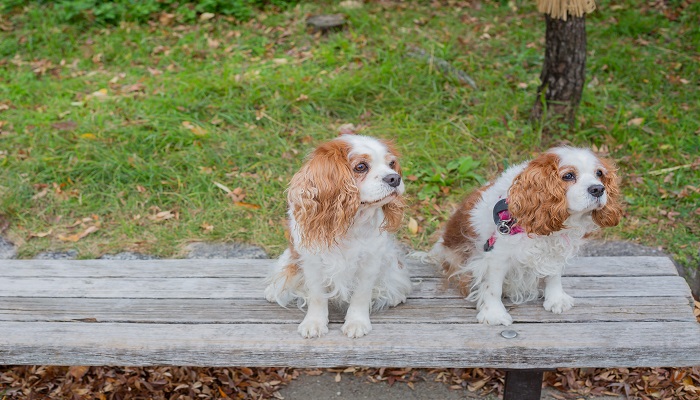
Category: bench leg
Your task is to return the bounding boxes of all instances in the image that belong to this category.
[503,369,544,400]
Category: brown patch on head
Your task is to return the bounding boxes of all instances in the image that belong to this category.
[350,153,371,184]
[287,138,360,249]
[509,152,569,236]
[592,156,623,228]
[440,184,491,295]
[380,139,402,174]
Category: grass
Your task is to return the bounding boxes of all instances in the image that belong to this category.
[0,0,698,276]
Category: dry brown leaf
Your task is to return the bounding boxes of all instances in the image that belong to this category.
[32,187,49,200]
[337,123,357,135]
[408,217,418,234]
[148,210,176,222]
[182,121,207,136]
[627,117,645,126]
[200,12,215,21]
[58,225,98,242]
[234,202,261,210]
[51,120,78,131]
[201,222,214,233]
[68,366,90,380]
[159,12,175,26]
[28,230,52,239]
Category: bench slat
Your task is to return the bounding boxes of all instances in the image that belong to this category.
[2,321,699,368]
[1,296,694,324]
[0,276,690,299]
[0,256,678,278]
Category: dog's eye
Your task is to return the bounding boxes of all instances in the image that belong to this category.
[562,172,576,181]
[596,169,604,177]
[354,162,369,173]
[389,160,396,169]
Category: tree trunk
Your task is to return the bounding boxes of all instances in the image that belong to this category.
[530,14,587,126]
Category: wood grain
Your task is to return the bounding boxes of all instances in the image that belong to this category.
[2,321,699,368]
[0,256,677,278]
[0,256,698,369]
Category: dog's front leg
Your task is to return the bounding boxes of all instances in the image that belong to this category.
[474,260,513,326]
[543,273,574,314]
[342,262,380,338]
[297,264,329,338]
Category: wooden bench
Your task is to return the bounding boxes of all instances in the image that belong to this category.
[1,256,699,399]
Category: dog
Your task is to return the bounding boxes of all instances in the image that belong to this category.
[429,147,622,325]
[264,134,412,338]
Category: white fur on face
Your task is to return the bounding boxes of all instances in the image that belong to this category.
[340,134,405,206]
[551,147,608,214]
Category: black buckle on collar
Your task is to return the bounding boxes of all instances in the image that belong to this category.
[492,199,509,224]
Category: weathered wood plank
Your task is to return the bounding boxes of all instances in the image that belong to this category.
[0,256,677,278]
[0,276,690,299]
[0,297,694,324]
[2,321,699,368]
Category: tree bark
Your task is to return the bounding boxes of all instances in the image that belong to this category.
[530,14,587,126]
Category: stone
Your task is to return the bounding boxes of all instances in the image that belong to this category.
[34,250,78,260]
[185,242,268,259]
[0,237,17,259]
[99,252,160,260]
[306,14,346,34]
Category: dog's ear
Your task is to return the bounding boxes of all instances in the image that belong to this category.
[381,195,405,233]
[379,139,405,232]
[509,152,569,236]
[287,140,359,249]
[592,157,623,228]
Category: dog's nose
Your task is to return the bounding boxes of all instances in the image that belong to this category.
[588,184,605,198]
[383,173,401,188]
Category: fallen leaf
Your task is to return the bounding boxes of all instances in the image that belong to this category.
[80,133,96,139]
[159,12,175,26]
[32,187,49,200]
[207,38,220,49]
[337,123,357,135]
[52,120,78,131]
[88,89,110,101]
[200,12,215,21]
[148,210,176,222]
[295,94,309,102]
[227,187,246,202]
[213,181,232,193]
[182,121,207,136]
[58,225,99,242]
[29,230,52,238]
[200,222,214,232]
[627,117,644,126]
[408,217,418,234]
[68,366,90,380]
[234,202,260,210]
[121,83,145,93]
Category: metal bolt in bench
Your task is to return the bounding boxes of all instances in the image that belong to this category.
[1,256,699,399]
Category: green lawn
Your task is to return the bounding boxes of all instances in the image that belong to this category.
[0,0,698,275]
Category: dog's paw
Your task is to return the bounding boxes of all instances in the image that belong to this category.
[298,318,328,338]
[476,307,513,326]
[263,284,277,303]
[341,318,372,338]
[544,293,574,314]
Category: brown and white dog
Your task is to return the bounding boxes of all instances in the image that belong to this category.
[264,134,412,338]
[429,147,622,325]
